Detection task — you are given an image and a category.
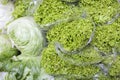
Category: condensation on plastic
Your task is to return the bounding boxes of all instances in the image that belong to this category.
[93,47,118,79]
[55,42,110,66]
[102,0,120,25]
[25,0,43,16]
[106,13,120,25]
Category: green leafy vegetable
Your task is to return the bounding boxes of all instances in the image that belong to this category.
[0,34,18,62]
[13,0,43,18]
[41,43,100,79]
[12,0,31,18]
[4,56,41,80]
[92,20,120,53]
[80,0,120,24]
[1,0,120,80]
[0,0,9,4]
[7,17,44,56]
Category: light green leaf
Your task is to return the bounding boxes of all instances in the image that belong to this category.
[7,17,44,56]
[0,34,18,62]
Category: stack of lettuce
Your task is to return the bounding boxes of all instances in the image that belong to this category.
[0,0,120,80]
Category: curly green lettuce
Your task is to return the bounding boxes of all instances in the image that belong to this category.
[109,56,120,77]
[34,0,82,25]
[13,0,120,25]
[38,0,120,79]
[41,43,100,79]
[12,0,32,18]
[10,0,120,79]
[79,0,120,24]
[13,0,43,18]
[92,19,120,53]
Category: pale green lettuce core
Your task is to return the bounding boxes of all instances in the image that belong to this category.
[7,17,44,56]
[0,35,18,61]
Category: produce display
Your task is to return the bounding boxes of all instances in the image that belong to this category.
[0,0,120,80]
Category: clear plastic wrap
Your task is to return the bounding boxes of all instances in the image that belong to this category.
[0,1,14,31]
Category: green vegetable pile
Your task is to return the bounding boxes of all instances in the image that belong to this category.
[0,0,120,80]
